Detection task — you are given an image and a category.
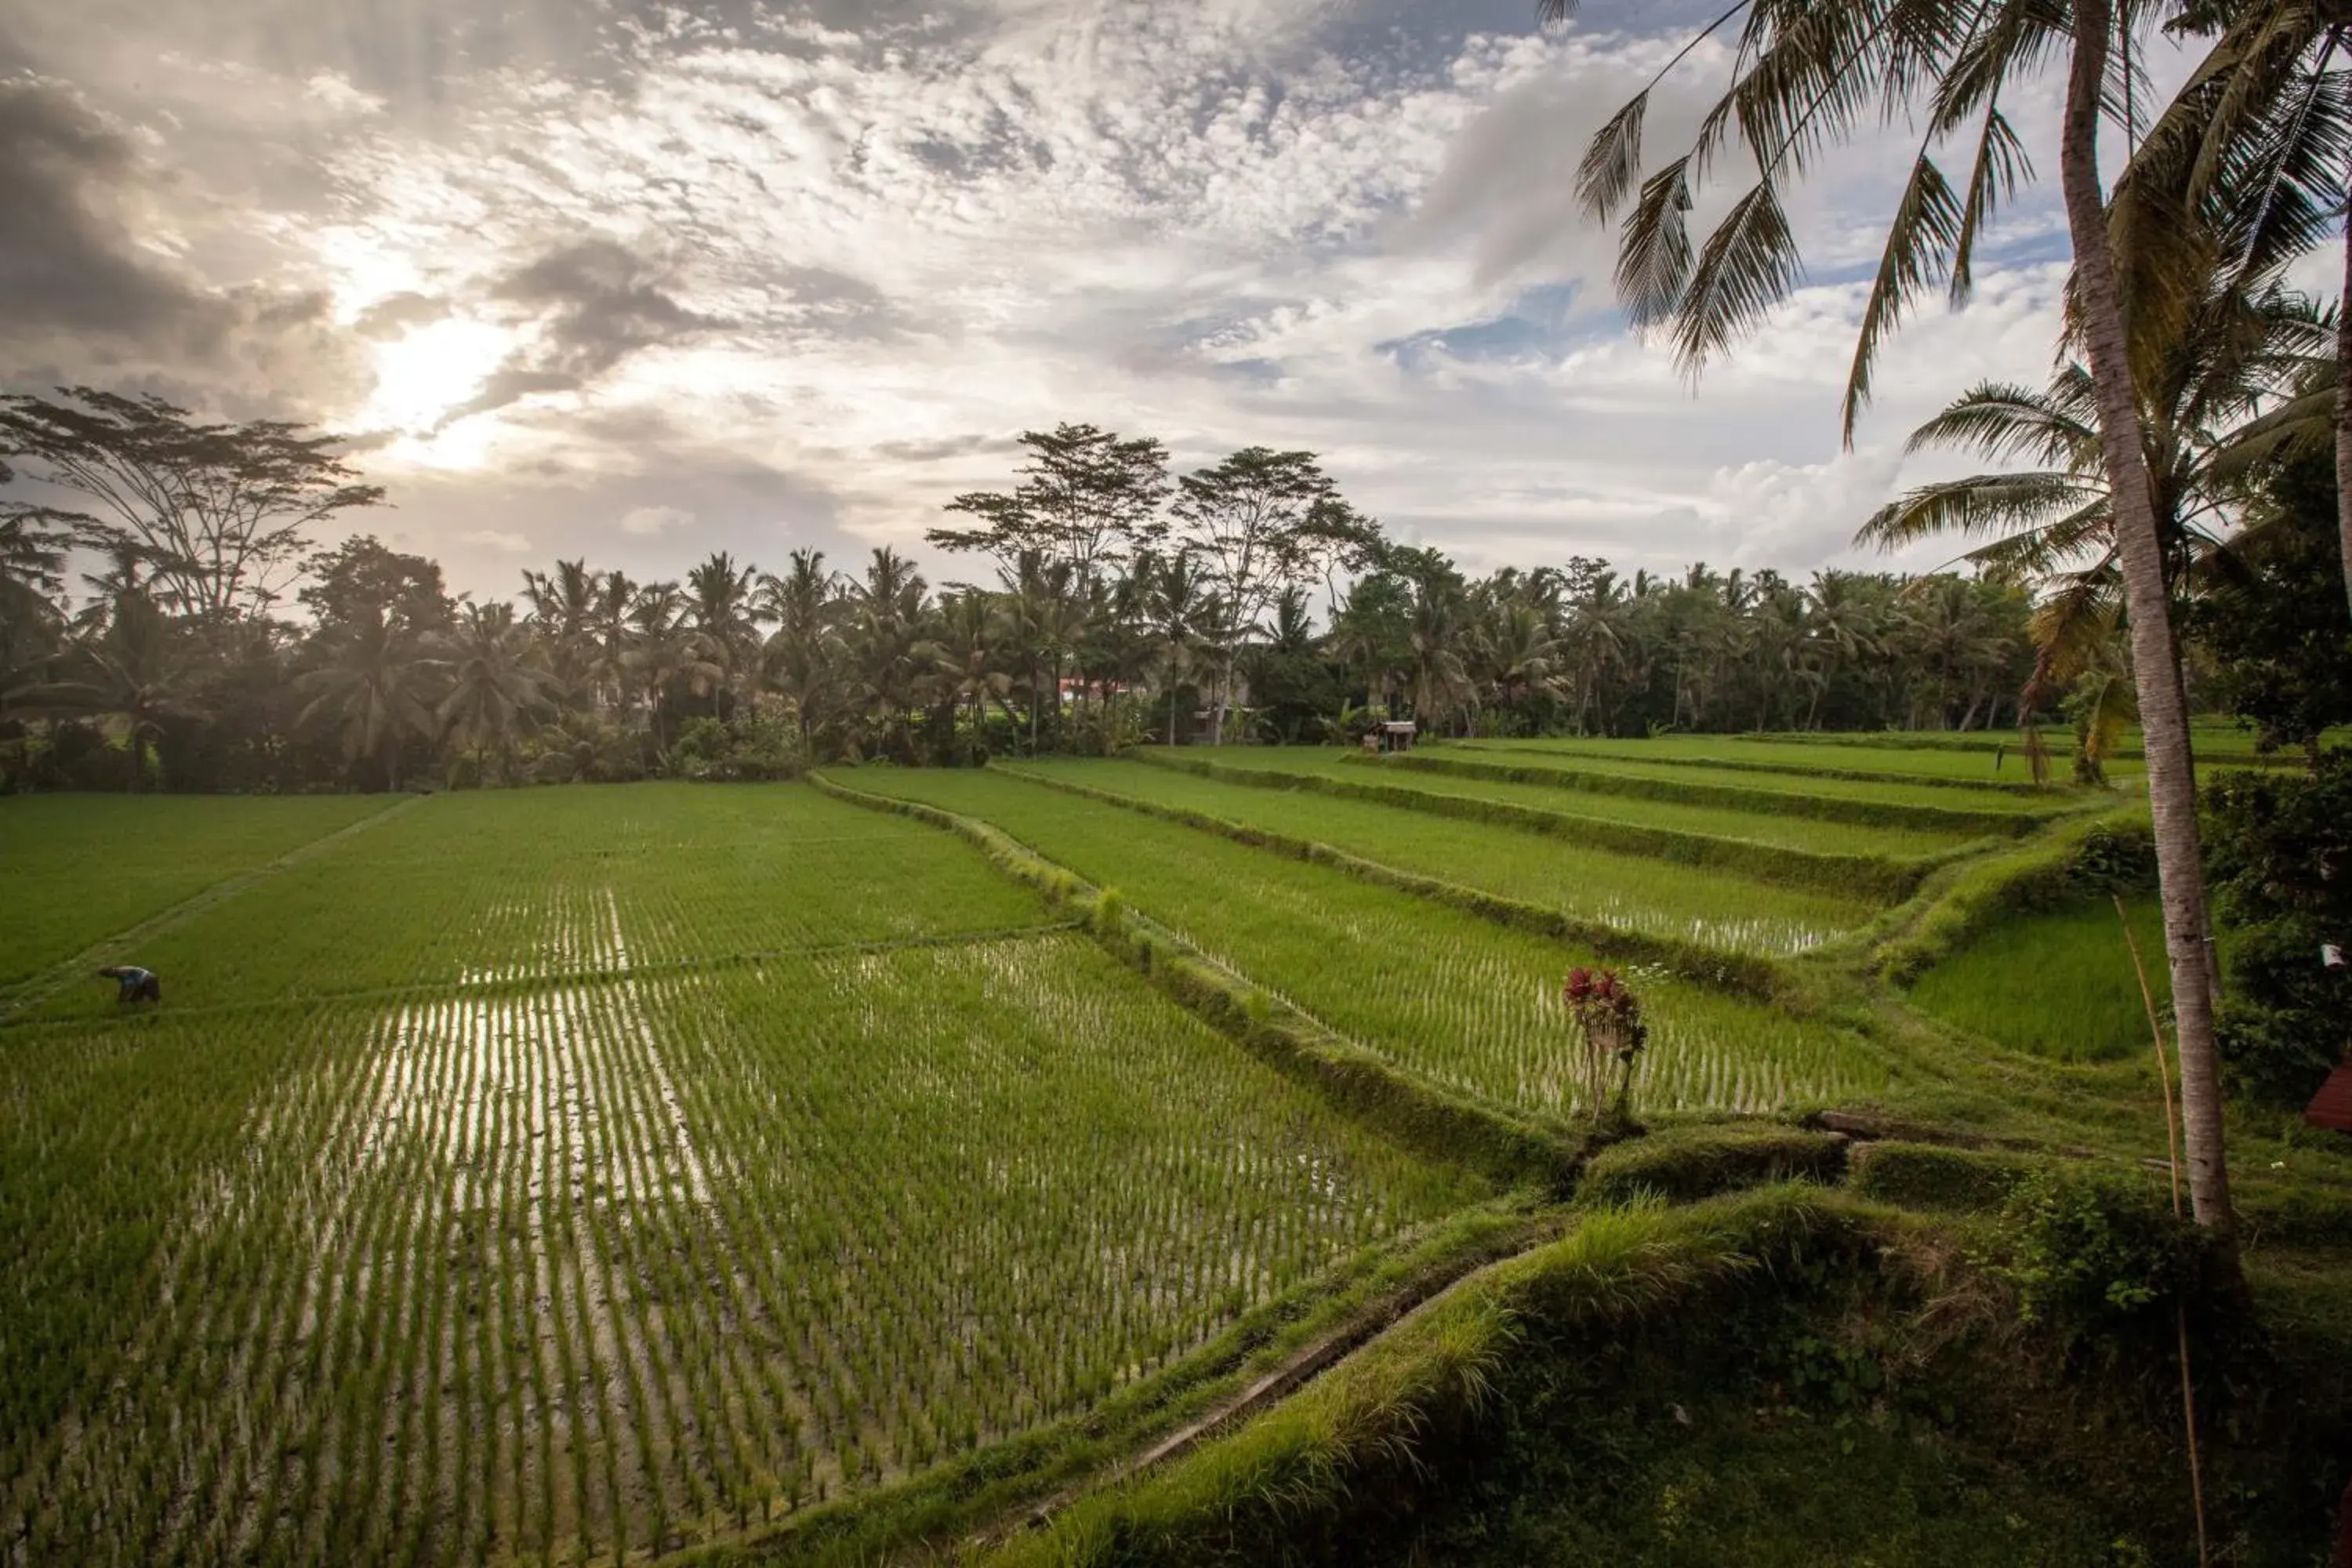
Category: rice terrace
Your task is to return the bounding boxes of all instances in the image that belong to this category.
[11,0,2352,1560]
[5,723,2352,1566]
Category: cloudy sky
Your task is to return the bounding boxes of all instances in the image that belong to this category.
[0,0,2252,601]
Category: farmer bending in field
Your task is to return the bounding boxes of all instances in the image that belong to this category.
[97,965,161,1005]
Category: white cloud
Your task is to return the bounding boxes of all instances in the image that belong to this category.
[458,528,533,553]
[2,2,2290,601]
[619,504,695,536]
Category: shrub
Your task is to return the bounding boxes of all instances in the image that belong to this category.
[1976,1167,2201,1358]
[1846,1141,2031,1212]
[2202,753,2352,1107]
[670,714,808,782]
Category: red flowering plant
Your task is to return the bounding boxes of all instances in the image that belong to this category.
[1563,966,1650,1124]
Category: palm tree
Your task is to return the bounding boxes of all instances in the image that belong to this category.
[586,569,638,718]
[757,550,839,747]
[998,551,1083,754]
[934,589,1014,749]
[833,549,935,761]
[1142,551,1215,746]
[295,604,434,791]
[0,509,71,705]
[1403,571,1475,735]
[432,601,559,780]
[685,550,762,700]
[1542,0,2238,1247]
[13,586,208,791]
[1857,274,2326,697]
[1801,571,1880,730]
[522,558,602,705]
[625,583,725,753]
[2107,2,2351,612]
[1479,597,1567,728]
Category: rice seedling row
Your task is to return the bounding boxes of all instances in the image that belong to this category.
[833,769,1891,1122]
[1443,739,2074,811]
[1905,895,2176,1065]
[0,923,1477,1566]
[0,794,394,989]
[1002,757,1875,956]
[25,787,1047,1022]
[1138,746,1967,858]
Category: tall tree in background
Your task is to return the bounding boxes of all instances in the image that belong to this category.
[11,583,205,791]
[757,550,840,747]
[0,388,383,624]
[434,601,560,779]
[1538,0,2238,1245]
[1169,447,1367,742]
[929,423,1172,587]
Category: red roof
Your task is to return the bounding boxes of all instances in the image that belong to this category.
[2307,1063,2352,1133]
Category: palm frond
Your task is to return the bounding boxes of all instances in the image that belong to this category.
[1904,383,2097,468]
[2213,53,2352,293]
[1855,470,2099,553]
[1948,103,2031,306]
[1617,158,1696,328]
[1842,150,1962,445]
[1577,92,1651,222]
[2027,560,2124,690]
[1953,497,2114,581]
[1669,179,1799,374]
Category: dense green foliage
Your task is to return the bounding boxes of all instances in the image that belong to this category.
[2203,755,2352,1105]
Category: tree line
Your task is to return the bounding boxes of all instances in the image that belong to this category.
[0,397,2064,792]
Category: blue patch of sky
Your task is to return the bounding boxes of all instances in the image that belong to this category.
[1377,281,1626,369]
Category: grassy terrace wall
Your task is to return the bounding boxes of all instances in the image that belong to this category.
[984,1188,1867,1568]
[1871,808,2157,985]
[1383,748,2048,837]
[1452,738,2074,793]
[810,771,1582,1192]
[1134,751,1945,902]
[993,764,1793,999]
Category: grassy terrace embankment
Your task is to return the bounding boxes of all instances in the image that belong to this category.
[1428,739,2078,828]
[1143,744,1984,857]
[1000,756,1877,956]
[829,766,1892,1120]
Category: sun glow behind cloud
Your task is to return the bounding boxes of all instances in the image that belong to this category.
[359,317,515,439]
[2,0,2165,593]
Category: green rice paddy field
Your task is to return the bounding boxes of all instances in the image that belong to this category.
[0,734,2257,1565]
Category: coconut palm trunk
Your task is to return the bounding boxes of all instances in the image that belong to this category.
[2339,221,2352,618]
[2063,0,2235,1253]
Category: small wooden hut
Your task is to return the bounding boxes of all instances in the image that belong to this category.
[2306,1060,2352,1134]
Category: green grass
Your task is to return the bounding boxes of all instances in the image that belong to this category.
[1151,746,1972,858]
[1906,895,2172,1064]
[23,786,1052,1019]
[1503,732,2085,782]
[0,793,394,987]
[0,793,1482,1565]
[1007,757,1877,955]
[833,768,1891,1120]
[1446,738,2074,811]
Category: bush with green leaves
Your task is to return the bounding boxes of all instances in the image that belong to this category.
[670,713,808,782]
[1978,1168,2201,1358]
[2201,752,2352,1106]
